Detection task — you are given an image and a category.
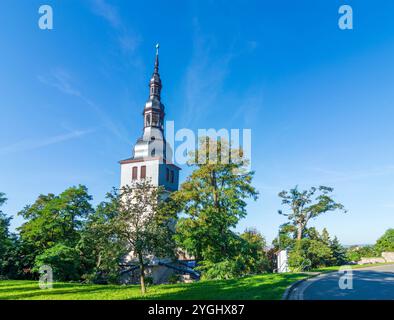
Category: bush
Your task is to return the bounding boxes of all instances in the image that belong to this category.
[346,245,378,262]
[330,237,347,266]
[33,244,82,281]
[288,239,334,270]
[168,274,180,284]
[305,239,333,268]
[144,276,154,286]
[288,248,306,272]
[198,259,243,280]
[375,229,394,254]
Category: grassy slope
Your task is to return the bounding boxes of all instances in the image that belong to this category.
[0,273,308,300]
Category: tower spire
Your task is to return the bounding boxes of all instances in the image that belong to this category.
[149,43,162,100]
[155,43,159,73]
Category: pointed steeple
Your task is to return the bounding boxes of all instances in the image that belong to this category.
[149,43,162,100]
[154,43,159,73]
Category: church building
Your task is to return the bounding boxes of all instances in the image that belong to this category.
[118,46,194,284]
[119,45,180,193]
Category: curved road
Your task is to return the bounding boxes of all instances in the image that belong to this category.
[288,264,394,300]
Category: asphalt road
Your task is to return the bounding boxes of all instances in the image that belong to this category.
[288,264,394,300]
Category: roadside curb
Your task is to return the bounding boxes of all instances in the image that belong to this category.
[281,272,322,300]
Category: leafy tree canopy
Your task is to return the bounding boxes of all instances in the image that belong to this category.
[375,229,394,253]
[33,244,81,282]
[115,180,177,293]
[278,186,346,241]
[18,185,93,254]
[173,137,258,278]
[78,189,126,284]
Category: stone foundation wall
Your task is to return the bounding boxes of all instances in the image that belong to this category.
[358,251,394,264]
[358,257,386,264]
[382,252,394,262]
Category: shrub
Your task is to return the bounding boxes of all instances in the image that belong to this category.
[288,239,334,270]
[144,276,154,286]
[346,245,378,262]
[33,244,82,281]
[168,274,180,284]
[288,246,307,272]
[198,259,243,280]
[305,239,333,268]
[375,229,394,254]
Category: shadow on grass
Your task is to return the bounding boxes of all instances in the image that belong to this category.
[0,282,87,294]
[0,284,135,300]
[137,273,307,300]
[0,281,37,288]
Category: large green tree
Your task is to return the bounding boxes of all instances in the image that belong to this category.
[281,226,348,270]
[330,236,347,266]
[0,193,29,279]
[0,193,13,276]
[0,193,11,255]
[33,244,81,281]
[78,190,126,283]
[18,185,93,251]
[272,223,297,251]
[115,180,176,293]
[278,186,346,241]
[17,185,93,278]
[173,137,258,278]
[240,228,269,274]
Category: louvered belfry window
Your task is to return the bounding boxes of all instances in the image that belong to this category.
[141,166,146,179]
[132,167,138,180]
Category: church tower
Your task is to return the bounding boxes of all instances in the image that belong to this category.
[120,45,180,192]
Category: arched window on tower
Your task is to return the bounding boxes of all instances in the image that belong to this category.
[152,113,159,126]
[145,114,151,127]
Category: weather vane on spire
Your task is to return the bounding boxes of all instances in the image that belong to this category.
[156,43,160,56]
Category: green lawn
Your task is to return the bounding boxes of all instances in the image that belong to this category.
[4,263,392,300]
[0,273,308,300]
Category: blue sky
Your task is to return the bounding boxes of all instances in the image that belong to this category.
[1,0,394,245]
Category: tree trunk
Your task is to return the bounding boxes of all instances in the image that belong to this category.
[297,224,303,241]
[138,253,146,294]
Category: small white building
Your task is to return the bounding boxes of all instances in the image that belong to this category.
[277,249,289,273]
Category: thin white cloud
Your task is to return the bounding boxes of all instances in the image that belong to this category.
[89,0,141,54]
[0,129,94,156]
[37,68,129,143]
[90,0,121,29]
[37,69,81,97]
[310,166,394,183]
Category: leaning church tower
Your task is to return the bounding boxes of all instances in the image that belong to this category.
[119,45,180,192]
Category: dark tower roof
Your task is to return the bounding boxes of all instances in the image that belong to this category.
[148,43,162,101]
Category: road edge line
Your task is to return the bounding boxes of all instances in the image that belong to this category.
[282,273,322,300]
